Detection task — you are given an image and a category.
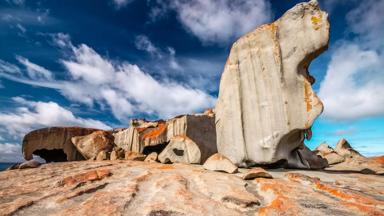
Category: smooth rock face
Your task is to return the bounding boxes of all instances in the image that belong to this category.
[287,145,328,169]
[203,153,238,174]
[242,167,272,180]
[158,136,201,164]
[18,160,41,169]
[22,127,99,162]
[0,161,383,216]
[215,0,329,167]
[71,131,114,160]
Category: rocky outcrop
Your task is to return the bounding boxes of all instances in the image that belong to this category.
[215,0,329,168]
[71,131,114,160]
[0,160,383,216]
[158,135,202,164]
[315,143,345,165]
[22,127,99,162]
[203,153,238,174]
[335,138,364,159]
[312,139,384,175]
[114,113,217,164]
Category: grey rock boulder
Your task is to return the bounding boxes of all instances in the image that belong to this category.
[71,131,114,160]
[215,0,329,168]
[158,136,201,164]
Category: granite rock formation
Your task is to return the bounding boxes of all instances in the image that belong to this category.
[335,138,364,159]
[158,136,201,164]
[0,160,383,216]
[315,143,345,165]
[22,127,99,162]
[114,113,217,164]
[215,0,329,168]
[71,131,114,160]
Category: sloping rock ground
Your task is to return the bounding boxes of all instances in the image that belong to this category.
[0,161,383,216]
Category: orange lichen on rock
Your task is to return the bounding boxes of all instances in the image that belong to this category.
[314,181,384,207]
[157,164,175,170]
[256,178,299,216]
[311,15,322,30]
[340,201,384,216]
[311,16,321,25]
[371,156,384,165]
[59,169,111,186]
[303,80,313,112]
[140,123,167,140]
[286,172,384,215]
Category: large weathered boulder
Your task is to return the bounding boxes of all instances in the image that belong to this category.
[325,140,384,175]
[158,136,201,164]
[71,131,114,160]
[22,127,99,162]
[315,143,345,165]
[114,112,217,164]
[335,138,364,159]
[215,0,329,167]
[113,121,167,153]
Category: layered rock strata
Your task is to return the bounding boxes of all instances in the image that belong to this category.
[215,0,329,168]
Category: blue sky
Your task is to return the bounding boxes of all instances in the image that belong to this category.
[0,0,383,162]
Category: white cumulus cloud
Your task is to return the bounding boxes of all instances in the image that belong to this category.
[0,143,22,162]
[150,0,272,44]
[0,36,215,122]
[0,97,111,140]
[16,56,53,80]
[135,35,162,58]
[318,0,384,121]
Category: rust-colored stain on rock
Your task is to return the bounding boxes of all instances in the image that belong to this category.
[140,123,167,140]
[60,169,111,186]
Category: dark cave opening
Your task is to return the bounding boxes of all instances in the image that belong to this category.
[33,149,68,163]
[142,143,167,155]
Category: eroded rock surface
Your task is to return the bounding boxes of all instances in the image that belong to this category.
[114,113,217,164]
[335,138,364,159]
[158,135,201,164]
[0,161,383,216]
[215,0,329,168]
[315,143,345,165]
[71,131,114,160]
[22,127,99,162]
